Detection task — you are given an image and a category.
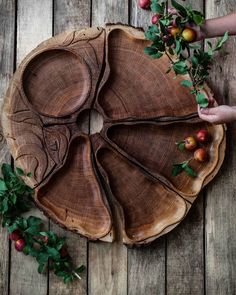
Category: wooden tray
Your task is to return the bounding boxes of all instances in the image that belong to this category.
[2,25,226,246]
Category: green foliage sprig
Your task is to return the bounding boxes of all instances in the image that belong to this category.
[0,163,85,284]
[144,0,229,108]
[172,160,197,177]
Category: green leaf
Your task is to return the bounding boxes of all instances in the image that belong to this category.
[171,0,187,17]
[0,180,7,191]
[27,216,43,227]
[192,11,205,26]
[172,164,184,177]
[25,225,40,235]
[173,60,188,75]
[191,56,198,68]
[151,2,164,14]
[183,163,197,178]
[144,46,158,56]
[10,194,17,205]
[150,52,163,59]
[37,252,50,264]
[47,247,60,260]
[177,142,185,151]
[38,263,46,274]
[16,167,25,176]
[2,198,9,213]
[196,92,209,108]
[189,44,201,50]
[8,223,19,233]
[180,80,193,88]
[215,32,228,51]
[55,270,68,278]
[175,39,182,55]
[23,245,31,255]
[27,172,32,178]
[64,275,73,284]
[2,164,13,182]
[75,265,86,274]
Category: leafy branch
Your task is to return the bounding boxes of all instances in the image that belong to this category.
[0,163,85,284]
[172,160,197,178]
[144,0,228,108]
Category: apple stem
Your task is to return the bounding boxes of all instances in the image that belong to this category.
[72,271,82,280]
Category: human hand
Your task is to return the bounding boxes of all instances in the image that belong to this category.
[198,104,236,124]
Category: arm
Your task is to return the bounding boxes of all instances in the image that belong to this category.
[199,13,236,39]
[198,104,236,124]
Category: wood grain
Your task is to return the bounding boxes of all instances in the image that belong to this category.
[2,23,225,244]
[165,1,205,294]
[0,1,15,294]
[128,6,165,295]
[89,2,129,295]
[47,1,90,294]
[9,1,52,295]
[205,1,236,294]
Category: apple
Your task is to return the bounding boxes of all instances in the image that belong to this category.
[170,26,181,38]
[182,28,196,42]
[9,230,21,241]
[60,245,68,258]
[196,130,210,143]
[138,0,151,10]
[15,239,25,252]
[184,136,197,150]
[151,14,161,25]
[194,148,208,162]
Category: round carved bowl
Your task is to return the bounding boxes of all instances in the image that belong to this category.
[2,25,226,246]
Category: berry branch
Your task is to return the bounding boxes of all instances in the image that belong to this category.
[0,163,85,284]
[142,0,228,108]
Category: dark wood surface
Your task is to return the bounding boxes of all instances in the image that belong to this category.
[0,0,235,294]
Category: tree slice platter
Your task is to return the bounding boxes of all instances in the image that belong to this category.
[2,25,226,246]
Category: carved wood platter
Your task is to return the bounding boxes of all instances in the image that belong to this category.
[2,25,226,246]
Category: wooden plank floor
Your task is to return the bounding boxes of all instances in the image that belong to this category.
[0,0,236,294]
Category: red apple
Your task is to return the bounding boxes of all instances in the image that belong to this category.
[184,136,197,150]
[196,130,210,143]
[15,239,25,252]
[60,246,68,258]
[194,148,209,162]
[9,230,21,241]
[138,0,151,10]
[151,14,160,25]
[170,26,181,38]
[182,28,196,42]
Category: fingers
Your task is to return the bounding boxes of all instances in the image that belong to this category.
[197,106,217,123]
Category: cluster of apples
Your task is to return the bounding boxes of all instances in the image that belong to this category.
[178,130,210,162]
[138,0,196,42]
[9,229,26,251]
[9,229,68,257]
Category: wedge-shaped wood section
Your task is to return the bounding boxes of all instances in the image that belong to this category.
[2,25,226,245]
[104,121,225,201]
[36,135,112,240]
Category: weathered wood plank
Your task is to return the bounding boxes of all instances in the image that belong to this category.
[47,1,90,294]
[88,2,129,295]
[205,1,236,294]
[128,239,165,295]
[130,0,150,31]
[166,1,205,294]
[0,1,15,294]
[92,0,129,25]
[54,0,91,33]
[128,4,165,295]
[9,1,52,295]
